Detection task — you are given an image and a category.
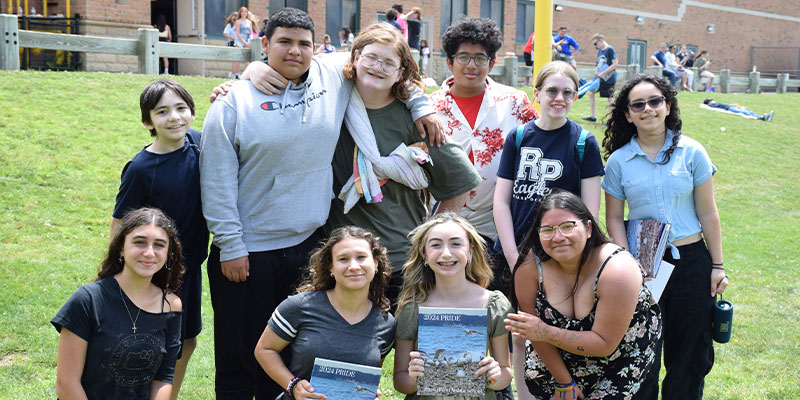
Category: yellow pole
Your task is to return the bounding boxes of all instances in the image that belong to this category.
[44,0,47,16]
[532,0,553,111]
[24,0,28,14]
[66,0,71,33]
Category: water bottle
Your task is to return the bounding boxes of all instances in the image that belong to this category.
[712,296,733,343]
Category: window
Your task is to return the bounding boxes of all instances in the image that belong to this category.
[516,1,534,44]
[440,0,467,35]
[628,39,647,71]
[269,0,307,18]
[481,0,503,31]
[326,0,359,46]
[205,0,246,40]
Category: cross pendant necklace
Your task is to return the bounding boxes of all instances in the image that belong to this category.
[119,286,142,334]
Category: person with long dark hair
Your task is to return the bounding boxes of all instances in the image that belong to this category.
[601,74,728,400]
[505,190,661,399]
[53,208,184,399]
[155,14,172,74]
[254,226,395,400]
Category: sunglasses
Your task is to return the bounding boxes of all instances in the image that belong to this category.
[543,87,576,99]
[628,96,666,113]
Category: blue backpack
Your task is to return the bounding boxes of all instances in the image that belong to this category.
[515,123,589,194]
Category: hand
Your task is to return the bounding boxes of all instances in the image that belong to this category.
[294,379,327,400]
[474,356,501,385]
[221,256,249,283]
[711,268,728,296]
[505,311,551,341]
[209,80,236,102]
[407,351,426,381]
[242,61,288,95]
[414,113,445,148]
[551,385,584,400]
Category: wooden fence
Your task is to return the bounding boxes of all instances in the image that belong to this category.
[1,14,261,75]
[3,14,799,93]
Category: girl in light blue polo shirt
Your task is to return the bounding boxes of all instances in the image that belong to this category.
[601,74,729,400]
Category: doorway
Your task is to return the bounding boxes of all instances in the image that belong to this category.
[152,0,177,74]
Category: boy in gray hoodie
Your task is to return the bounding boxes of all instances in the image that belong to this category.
[200,8,439,399]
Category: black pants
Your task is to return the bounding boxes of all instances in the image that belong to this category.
[208,231,322,400]
[638,240,715,400]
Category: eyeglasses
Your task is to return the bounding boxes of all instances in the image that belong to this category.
[628,96,666,113]
[453,53,491,66]
[538,221,579,240]
[360,53,400,75]
[543,87,576,99]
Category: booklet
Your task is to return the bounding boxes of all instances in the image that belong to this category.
[309,358,381,400]
[644,260,674,303]
[417,307,487,397]
[625,219,671,278]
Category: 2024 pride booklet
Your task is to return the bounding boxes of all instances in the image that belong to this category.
[417,307,487,397]
[309,358,381,400]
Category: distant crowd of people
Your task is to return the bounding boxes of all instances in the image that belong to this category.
[54,7,733,400]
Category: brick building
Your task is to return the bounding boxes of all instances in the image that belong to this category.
[4,0,799,77]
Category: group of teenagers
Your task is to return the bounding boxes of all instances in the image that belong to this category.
[51,7,730,400]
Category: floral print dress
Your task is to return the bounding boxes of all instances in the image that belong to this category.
[524,248,662,399]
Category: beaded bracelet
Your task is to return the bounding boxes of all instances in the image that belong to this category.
[286,377,301,399]
[554,378,576,398]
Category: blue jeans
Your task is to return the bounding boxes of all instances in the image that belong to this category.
[638,240,715,400]
[727,106,762,119]
[662,68,677,86]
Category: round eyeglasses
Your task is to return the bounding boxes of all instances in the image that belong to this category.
[360,53,400,75]
[538,221,578,240]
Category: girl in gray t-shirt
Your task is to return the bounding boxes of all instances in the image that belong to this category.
[254,226,396,399]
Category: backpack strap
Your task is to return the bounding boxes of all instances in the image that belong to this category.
[515,124,525,151]
[576,128,589,194]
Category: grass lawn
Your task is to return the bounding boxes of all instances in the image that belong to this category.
[0,70,797,399]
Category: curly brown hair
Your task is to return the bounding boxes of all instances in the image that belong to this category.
[98,207,184,294]
[297,226,392,312]
[602,74,682,163]
[342,22,425,100]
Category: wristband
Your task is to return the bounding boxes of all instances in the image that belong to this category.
[712,263,724,267]
[711,266,725,271]
[554,378,576,398]
[286,377,301,399]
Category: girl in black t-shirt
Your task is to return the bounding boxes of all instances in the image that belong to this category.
[52,208,185,399]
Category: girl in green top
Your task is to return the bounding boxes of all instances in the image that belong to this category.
[393,213,513,399]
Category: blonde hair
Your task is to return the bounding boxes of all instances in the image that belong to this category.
[534,60,580,91]
[396,213,493,313]
[343,23,425,99]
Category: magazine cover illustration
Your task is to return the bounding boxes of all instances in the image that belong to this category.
[309,358,381,400]
[625,219,671,278]
[417,307,487,397]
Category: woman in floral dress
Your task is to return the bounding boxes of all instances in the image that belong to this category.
[505,191,661,399]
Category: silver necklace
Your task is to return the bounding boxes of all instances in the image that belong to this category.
[119,286,142,334]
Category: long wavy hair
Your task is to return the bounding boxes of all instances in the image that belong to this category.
[343,23,425,100]
[603,74,682,163]
[297,226,392,312]
[510,190,609,309]
[396,213,493,313]
[98,207,184,294]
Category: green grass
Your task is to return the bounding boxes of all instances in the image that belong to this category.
[1,70,797,399]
